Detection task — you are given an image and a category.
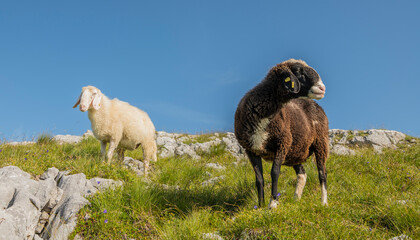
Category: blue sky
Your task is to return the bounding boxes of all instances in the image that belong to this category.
[1,0,419,140]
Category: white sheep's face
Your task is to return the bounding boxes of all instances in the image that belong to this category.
[73,86,102,112]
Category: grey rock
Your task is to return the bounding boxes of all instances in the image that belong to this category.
[39,167,60,180]
[222,132,246,159]
[330,144,356,155]
[389,234,412,240]
[157,136,178,158]
[205,163,226,170]
[7,141,35,146]
[123,157,145,176]
[202,232,224,240]
[82,130,94,138]
[0,166,121,240]
[90,177,123,191]
[52,135,82,144]
[0,166,61,240]
[202,176,225,186]
[53,130,95,144]
[175,144,201,160]
[329,129,407,155]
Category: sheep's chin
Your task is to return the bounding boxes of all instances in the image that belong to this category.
[308,92,325,100]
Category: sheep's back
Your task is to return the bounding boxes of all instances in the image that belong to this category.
[110,99,156,149]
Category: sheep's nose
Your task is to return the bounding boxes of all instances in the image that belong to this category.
[318,84,325,93]
[80,104,87,111]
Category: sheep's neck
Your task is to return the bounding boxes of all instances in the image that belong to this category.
[87,96,110,132]
[250,84,288,120]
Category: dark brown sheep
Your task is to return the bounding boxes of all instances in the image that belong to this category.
[234,59,329,208]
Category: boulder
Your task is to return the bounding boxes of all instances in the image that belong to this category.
[0,166,122,240]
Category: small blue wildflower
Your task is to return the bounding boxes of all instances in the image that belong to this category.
[0,149,2,152]
[277,193,281,197]
[24,158,27,160]
[97,181,100,184]
[367,162,369,164]
[104,219,108,223]
[103,209,107,214]
[254,205,257,209]
[46,150,49,153]
[369,227,372,231]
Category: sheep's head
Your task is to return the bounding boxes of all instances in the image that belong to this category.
[274,59,326,100]
[73,86,102,112]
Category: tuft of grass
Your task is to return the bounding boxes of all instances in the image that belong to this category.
[1,133,419,239]
[37,133,53,145]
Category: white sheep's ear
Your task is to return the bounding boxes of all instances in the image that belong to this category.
[73,93,82,108]
[92,92,102,110]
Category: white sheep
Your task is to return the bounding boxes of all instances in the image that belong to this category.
[73,86,157,175]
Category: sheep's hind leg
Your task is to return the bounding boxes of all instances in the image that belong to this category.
[315,151,328,206]
[100,141,107,160]
[293,164,307,200]
[117,148,125,162]
[247,150,264,207]
[142,143,156,177]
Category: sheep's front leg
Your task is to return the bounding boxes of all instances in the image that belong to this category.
[107,140,118,164]
[293,164,307,200]
[247,150,264,207]
[269,151,284,209]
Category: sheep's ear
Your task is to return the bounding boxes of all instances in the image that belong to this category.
[73,93,82,108]
[92,92,102,110]
[283,74,301,93]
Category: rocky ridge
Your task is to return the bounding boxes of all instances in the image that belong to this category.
[0,166,122,240]
[7,129,414,158]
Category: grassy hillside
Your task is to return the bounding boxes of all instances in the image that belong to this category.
[0,135,419,239]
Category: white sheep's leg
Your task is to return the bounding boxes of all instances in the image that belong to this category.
[117,148,125,162]
[142,148,151,177]
[106,140,118,165]
[315,155,328,206]
[293,164,307,200]
[100,141,107,160]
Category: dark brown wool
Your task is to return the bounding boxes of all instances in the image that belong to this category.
[234,59,329,207]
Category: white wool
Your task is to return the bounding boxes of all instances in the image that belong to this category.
[74,86,157,175]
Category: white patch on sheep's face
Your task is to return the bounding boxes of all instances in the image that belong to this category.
[250,117,271,151]
[308,79,326,100]
[294,173,307,199]
[79,90,94,112]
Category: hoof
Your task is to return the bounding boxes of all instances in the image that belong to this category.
[268,199,279,209]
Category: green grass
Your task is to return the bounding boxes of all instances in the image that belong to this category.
[0,135,419,239]
[181,132,228,145]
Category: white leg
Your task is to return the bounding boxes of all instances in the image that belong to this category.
[107,140,117,164]
[100,141,107,158]
[294,173,307,200]
[117,148,125,162]
[321,182,328,206]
